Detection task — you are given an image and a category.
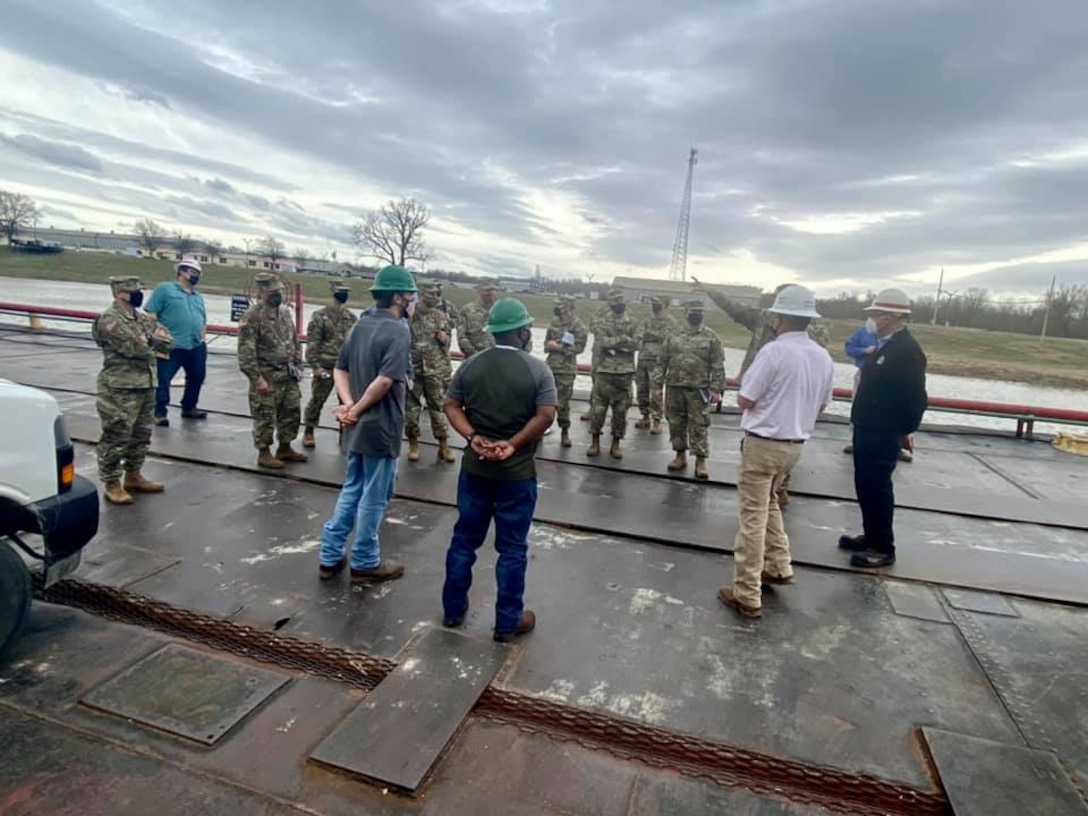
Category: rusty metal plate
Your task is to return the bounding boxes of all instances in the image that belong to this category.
[80,643,290,745]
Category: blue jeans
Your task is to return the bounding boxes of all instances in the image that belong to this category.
[155,343,207,416]
[320,453,398,570]
[442,470,538,633]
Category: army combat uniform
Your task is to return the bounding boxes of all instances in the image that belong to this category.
[406,282,456,462]
[303,282,357,447]
[588,290,641,459]
[635,296,677,434]
[580,304,611,422]
[93,276,174,504]
[657,301,725,480]
[238,274,307,469]
[544,295,588,447]
[457,280,500,357]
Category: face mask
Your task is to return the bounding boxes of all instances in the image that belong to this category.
[129,291,144,309]
[865,317,877,333]
[267,293,283,308]
[687,313,703,327]
[521,330,533,352]
[553,306,564,317]
[422,295,439,308]
[610,304,625,315]
[334,291,349,304]
[652,304,662,314]
[481,292,495,307]
[187,274,200,286]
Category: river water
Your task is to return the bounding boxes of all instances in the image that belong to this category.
[1,277,1085,435]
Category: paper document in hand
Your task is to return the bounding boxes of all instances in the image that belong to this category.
[561,331,575,346]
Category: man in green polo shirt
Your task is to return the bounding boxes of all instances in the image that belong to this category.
[145,258,209,427]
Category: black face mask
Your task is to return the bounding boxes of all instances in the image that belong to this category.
[652,305,662,315]
[334,291,349,304]
[687,313,703,327]
[188,274,200,286]
[129,291,144,309]
[267,293,283,309]
[520,329,533,352]
[553,306,564,317]
[610,304,625,315]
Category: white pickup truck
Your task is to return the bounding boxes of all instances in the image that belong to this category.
[0,380,99,660]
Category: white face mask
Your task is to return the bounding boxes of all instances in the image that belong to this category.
[865,317,877,334]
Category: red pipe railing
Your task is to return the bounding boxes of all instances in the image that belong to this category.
[3,300,1087,435]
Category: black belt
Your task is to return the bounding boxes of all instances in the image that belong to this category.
[745,431,805,445]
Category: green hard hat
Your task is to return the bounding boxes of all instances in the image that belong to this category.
[369,265,418,293]
[486,297,533,334]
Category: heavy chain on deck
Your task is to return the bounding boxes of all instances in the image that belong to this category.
[37,578,948,816]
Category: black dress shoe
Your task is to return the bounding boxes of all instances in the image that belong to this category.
[838,534,868,552]
[850,550,896,569]
[181,409,208,419]
[154,416,169,427]
[443,600,469,628]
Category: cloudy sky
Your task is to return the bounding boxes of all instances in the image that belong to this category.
[2,0,1087,297]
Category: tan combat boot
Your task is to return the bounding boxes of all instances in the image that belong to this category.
[667,451,688,471]
[580,410,593,421]
[609,436,623,459]
[586,434,601,457]
[276,443,309,463]
[257,447,284,469]
[104,480,134,505]
[650,419,663,435]
[694,456,709,480]
[124,472,164,493]
[634,414,650,430]
[560,429,572,448]
[302,427,316,448]
[407,439,420,462]
[437,438,456,462]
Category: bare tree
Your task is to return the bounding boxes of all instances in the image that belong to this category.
[0,190,40,246]
[258,235,286,265]
[352,198,431,266]
[173,230,196,256]
[135,218,165,255]
[202,239,222,259]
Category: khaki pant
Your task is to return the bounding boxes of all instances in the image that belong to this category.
[733,435,803,608]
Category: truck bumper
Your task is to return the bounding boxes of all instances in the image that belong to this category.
[28,475,100,560]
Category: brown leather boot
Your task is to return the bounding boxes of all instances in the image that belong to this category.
[586,434,601,457]
[694,456,709,480]
[560,429,572,448]
[609,436,623,459]
[350,561,405,585]
[667,451,687,471]
[104,480,134,505]
[634,414,650,430]
[650,418,663,435]
[407,439,420,462]
[580,410,592,421]
[276,443,309,463]
[437,438,456,462]
[302,427,316,448]
[123,472,164,493]
[257,447,284,469]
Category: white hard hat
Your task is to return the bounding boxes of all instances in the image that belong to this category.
[176,258,202,274]
[864,287,912,315]
[767,284,821,318]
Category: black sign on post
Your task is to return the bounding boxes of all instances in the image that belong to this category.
[230,294,250,322]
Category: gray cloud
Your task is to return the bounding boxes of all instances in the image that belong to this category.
[0,133,103,173]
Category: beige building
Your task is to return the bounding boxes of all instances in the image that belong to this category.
[610,276,762,311]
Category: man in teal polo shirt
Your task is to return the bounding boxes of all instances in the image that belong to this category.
[145,258,209,426]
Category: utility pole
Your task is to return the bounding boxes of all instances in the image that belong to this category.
[668,147,698,282]
[931,268,943,326]
[1040,275,1057,342]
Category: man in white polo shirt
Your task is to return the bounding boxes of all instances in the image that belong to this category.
[718,285,834,619]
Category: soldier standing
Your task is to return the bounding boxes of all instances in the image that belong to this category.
[302,280,356,448]
[544,295,588,448]
[587,289,641,459]
[406,281,457,463]
[635,295,677,435]
[93,276,174,505]
[580,301,612,422]
[435,280,459,327]
[238,273,308,469]
[656,301,725,480]
[457,279,500,357]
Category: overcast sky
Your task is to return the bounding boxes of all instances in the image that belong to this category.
[2,0,1087,297]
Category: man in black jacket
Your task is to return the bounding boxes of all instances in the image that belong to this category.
[839,288,927,569]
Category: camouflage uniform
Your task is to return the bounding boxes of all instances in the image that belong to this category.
[93,277,174,486]
[457,280,499,356]
[238,276,303,450]
[544,296,588,432]
[590,291,642,439]
[636,297,677,423]
[406,283,454,444]
[657,302,725,461]
[581,304,612,421]
[304,285,356,431]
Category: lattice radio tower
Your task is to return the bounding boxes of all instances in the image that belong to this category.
[668,147,698,282]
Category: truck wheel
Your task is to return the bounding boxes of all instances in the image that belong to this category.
[0,540,33,663]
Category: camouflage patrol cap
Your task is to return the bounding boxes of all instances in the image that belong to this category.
[255,272,282,291]
[329,278,351,293]
[652,295,671,307]
[109,276,143,293]
[607,289,626,303]
[555,295,575,308]
[476,277,500,291]
[419,281,440,293]
[684,299,705,313]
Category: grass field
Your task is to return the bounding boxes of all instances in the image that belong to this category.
[3,251,1087,388]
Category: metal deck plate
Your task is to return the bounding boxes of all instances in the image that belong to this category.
[81,643,290,745]
[941,588,1018,617]
[882,580,950,623]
